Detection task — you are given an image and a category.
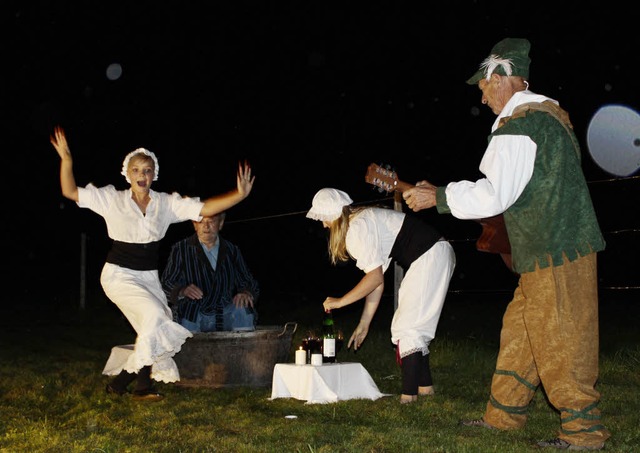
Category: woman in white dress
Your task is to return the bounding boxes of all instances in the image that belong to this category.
[50,126,255,401]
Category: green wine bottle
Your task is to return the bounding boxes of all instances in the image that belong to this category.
[322,309,336,363]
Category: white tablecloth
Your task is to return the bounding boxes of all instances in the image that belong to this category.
[270,362,389,404]
[102,344,134,375]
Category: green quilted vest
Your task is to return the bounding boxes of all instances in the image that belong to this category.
[489,101,605,273]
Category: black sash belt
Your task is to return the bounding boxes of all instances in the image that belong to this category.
[389,214,442,271]
[106,240,160,271]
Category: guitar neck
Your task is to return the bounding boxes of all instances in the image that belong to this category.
[365,163,414,194]
[391,180,414,193]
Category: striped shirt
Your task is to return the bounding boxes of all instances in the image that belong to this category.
[161,234,259,327]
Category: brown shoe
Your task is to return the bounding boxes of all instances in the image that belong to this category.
[460,418,496,430]
[132,388,164,402]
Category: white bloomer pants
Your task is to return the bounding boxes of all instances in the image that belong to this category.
[391,240,456,358]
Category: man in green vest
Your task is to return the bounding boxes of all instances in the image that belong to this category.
[402,38,609,450]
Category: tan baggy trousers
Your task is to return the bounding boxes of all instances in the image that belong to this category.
[483,253,610,447]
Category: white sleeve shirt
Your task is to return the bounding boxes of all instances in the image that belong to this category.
[345,208,405,274]
[444,91,556,220]
[77,184,204,243]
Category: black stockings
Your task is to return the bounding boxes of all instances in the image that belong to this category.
[401,352,432,395]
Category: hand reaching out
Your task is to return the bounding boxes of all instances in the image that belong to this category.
[348,322,369,351]
[322,296,344,312]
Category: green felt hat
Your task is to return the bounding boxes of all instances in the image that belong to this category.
[466,38,531,85]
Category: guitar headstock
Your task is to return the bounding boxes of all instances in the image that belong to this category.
[365,163,399,193]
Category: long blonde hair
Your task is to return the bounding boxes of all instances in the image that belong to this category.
[326,204,371,265]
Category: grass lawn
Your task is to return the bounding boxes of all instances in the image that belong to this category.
[0,288,638,452]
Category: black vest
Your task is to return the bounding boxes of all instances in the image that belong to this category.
[389,214,442,271]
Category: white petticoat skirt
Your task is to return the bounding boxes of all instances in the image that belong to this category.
[99,263,193,383]
[391,240,456,358]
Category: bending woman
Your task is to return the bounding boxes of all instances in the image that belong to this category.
[307,188,455,403]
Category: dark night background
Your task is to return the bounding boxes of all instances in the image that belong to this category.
[5,1,639,311]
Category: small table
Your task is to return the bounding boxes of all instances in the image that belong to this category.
[270,362,389,404]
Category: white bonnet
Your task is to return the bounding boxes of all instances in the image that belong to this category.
[306,188,353,222]
[121,148,159,183]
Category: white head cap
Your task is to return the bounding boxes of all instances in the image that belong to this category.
[121,148,159,183]
[306,188,353,222]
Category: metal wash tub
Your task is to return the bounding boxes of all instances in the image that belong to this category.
[173,322,297,388]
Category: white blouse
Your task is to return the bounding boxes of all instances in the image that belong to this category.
[345,208,405,274]
[77,184,204,243]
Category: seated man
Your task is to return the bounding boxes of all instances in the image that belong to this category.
[161,212,260,332]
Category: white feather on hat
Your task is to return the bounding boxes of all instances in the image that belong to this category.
[479,55,514,81]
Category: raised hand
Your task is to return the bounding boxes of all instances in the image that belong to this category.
[50,125,79,202]
[236,160,255,198]
[50,126,72,161]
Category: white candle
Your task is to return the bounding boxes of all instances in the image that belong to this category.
[295,347,306,365]
[311,353,323,366]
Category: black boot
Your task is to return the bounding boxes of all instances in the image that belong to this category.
[132,366,164,402]
[106,370,137,396]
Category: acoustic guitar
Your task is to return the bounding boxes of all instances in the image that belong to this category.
[365,162,514,270]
